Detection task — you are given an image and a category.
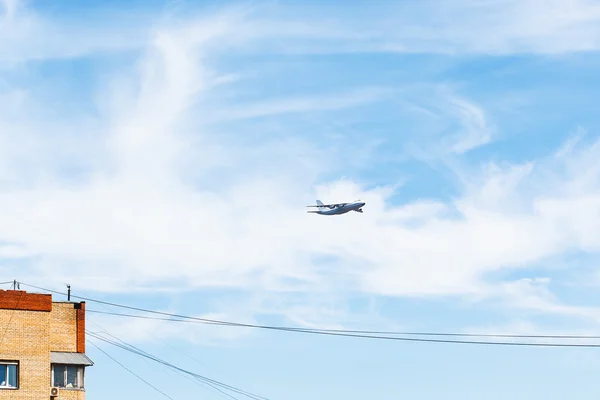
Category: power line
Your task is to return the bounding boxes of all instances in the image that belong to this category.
[87,331,269,400]
[87,319,246,400]
[18,281,600,348]
[90,321,248,400]
[77,284,260,400]
[87,338,177,400]
[86,309,600,340]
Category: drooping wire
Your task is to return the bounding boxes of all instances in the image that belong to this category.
[50,277,260,400]
[18,281,600,348]
[87,320,245,400]
[81,283,263,400]
[87,331,270,400]
[86,309,600,340]
[87,338,177,400]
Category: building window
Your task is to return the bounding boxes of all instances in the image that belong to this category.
[0,361,18,389]
[51,364,84,389]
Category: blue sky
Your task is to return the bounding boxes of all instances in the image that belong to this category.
[2,0,600,398]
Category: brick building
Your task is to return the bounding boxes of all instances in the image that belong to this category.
[0,289,93,399]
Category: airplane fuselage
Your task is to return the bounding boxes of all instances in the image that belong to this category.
[313,201,366,215]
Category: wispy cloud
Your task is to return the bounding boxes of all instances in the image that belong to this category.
[0,0,150,66]
[2,0,600,344]
[394,86,495,159]
[447,95,493,153]
[3,0,600,70]
[207,87,390,122]
[235,0,600,55]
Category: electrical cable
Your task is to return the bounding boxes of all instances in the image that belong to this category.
[87,331,269,400]
[88,321,246,400]
[81,285,260,400]
[87,321,245,400]
[86,309,600,340]
[87,338,177,400]
[86,331,267,399]
[18,281,600,348]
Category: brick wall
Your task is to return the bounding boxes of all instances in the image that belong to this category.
[0,291,88,399]
[54,388,87,400]
[50,303,78,353]
[0,291,52,399]
[76,302,85,353]
[0,290,52,312]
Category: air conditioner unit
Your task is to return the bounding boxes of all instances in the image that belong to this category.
[50,386,59,397]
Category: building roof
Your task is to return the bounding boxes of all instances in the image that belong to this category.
[50,352,94,366]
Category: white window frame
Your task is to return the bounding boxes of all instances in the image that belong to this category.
[51,364,85,389]
[0,361,18,389]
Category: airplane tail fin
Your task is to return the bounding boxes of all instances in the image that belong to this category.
[316,200,326,210]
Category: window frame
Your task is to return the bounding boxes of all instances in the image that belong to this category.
[0,360,19,390]
[51,364,85,390]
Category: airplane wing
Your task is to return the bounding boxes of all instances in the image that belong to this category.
[306,203,347,208]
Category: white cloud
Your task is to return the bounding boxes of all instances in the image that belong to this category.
[2,1,600,343]
[89,310,257,348]
[0,1,149,66]
[430,90,496,155]
[447,96,493,153]
[2,0,600,70]
[461,319,600,347]
[0,243,29,258]
[357,136,600,300]
[232,0,600,55]
[206,87,390,122]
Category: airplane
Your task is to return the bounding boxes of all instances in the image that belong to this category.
[307,199,366,215]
